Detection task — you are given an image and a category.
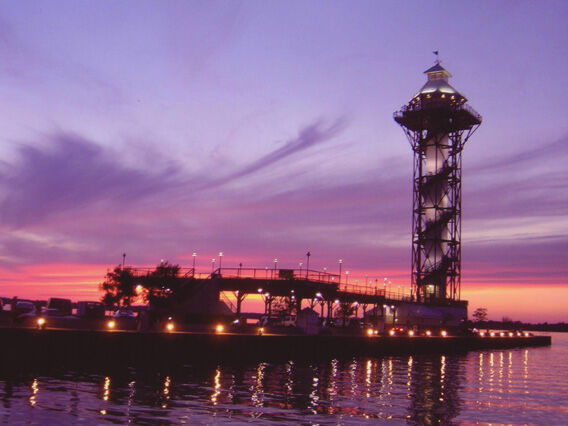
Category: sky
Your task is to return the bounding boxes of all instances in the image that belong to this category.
[0,1,566,322]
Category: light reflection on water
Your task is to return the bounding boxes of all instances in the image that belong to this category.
[1,333,568,424]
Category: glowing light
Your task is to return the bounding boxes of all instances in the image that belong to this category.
[257,288,263,293]
[29,378,39,407]
[490,332,496,337]
[36,318,46,328]
[316,292,322,298]
[408,330,414,337]
[216,324,224,333]
[389,329,396,336]
[508,332,514,337]
[103,376,110,401]
[500,332,505,337]
[258,327,264,335]
[441,330,448,337]
[524,332,530,337]
[425,330,432,336]
[367,328,374,336]
[166,322,174,332]
[479,331,486,337]
[107,320,115,329]
[334,299,340,304]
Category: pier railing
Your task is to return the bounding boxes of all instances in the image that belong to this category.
[210,267,340,284]
[130,266,410,300]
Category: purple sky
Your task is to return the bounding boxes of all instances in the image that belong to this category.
[0,1,567,322]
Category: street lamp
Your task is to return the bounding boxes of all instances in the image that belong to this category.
[218,252,223,271]
[339,259,343,284]
[211,258,215,273]
[345,270,349,284]
[192,251,197,274]
[306,251,311,279]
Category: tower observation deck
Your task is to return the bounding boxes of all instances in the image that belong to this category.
[394,61,481,303]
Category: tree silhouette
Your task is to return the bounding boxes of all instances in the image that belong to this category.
[142,262,183,309]
[334,302,355,326]
[100,266,137,308]
[472,307,488,323]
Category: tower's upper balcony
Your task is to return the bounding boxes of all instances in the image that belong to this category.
[394,63,482,132]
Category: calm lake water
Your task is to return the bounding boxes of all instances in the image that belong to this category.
[1,333,567,425]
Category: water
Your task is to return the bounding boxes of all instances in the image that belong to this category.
[1,333,567,425]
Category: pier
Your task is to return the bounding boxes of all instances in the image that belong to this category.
[130,266,466,324]
[0,327,551,368]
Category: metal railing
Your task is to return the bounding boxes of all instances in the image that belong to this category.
[128,266,411,301]
[209,267,340,284]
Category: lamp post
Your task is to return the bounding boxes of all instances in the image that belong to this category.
[122,253,126,267]
[218,252,223,272]
[346,270,349,285]
[306,251,311,279]
[192,251,197,275]
[273,258,278,279]
[365,274,369,294]
[339,259,343,284]
[211,258,215,273]
[299,262,303,277]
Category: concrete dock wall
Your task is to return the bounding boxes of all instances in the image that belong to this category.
[0,327,551,368]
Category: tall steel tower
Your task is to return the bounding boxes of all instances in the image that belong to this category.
[394,60,481,303]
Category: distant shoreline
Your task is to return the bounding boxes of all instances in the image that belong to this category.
[469,320,568,333]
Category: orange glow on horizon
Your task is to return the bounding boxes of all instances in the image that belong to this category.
[0,263,566,323]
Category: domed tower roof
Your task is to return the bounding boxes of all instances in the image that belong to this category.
[414,62,465,100]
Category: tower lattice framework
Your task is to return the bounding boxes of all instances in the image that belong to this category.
[394,61,481,303]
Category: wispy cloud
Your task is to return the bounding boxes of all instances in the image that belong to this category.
[0,133,183,227]
[201,118,347,188]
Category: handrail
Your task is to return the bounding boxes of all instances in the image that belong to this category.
[125,266,410,300]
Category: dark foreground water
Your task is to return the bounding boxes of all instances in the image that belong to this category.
[1,333,566,425]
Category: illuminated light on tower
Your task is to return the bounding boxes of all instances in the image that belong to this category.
[394,58,481,302]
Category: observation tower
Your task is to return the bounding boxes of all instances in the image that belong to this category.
[394,60,481,303]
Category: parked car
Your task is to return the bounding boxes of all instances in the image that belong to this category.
[76,301,105,319]
[113,308,136,318]
[45,298,72,316]
[279,315,296,327]
[257,315,279,326]
[15,301,36,315]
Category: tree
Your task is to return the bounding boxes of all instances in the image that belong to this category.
[472,307,488,323]
[334,302,355,326]
[100,266,137,308]
[271,296,296,317]
[142,262,183,309]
